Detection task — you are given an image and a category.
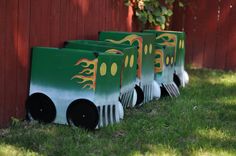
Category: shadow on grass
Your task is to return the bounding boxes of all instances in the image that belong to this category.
[0,69,236,155]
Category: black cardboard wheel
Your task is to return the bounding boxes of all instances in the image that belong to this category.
[26,93,56,123]
[66,99,99,130]
[173,73,181,88]
[134,85,144,106]
[160,85,169,97]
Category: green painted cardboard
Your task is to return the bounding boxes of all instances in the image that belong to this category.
[65,40,138,107]
[144,30,189,87]
[28,47,124,128]
[99,31,161,103]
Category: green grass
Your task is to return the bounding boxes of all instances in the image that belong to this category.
[0,68,236,156]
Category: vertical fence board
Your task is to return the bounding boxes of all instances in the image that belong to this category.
[183,1,196,65]
[97,0,106,33]
[172,3,185,31]
[5,0,18,125]
[59,0,69,43]
[226,1,236,70]
[214,0,231,69]
[0,0,6,126]
[203,1,218,68]
[76,0,85,39]
[84,1,98,39]
[50,0,61,47]
[16,0,30,118]
[191,0,207,68]
[30,0,50,47]
[119,1,128,31]
[68,0,78,40]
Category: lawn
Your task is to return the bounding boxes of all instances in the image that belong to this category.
[0,68,236,156]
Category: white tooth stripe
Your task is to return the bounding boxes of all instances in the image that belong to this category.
[124,93,128,108]
[99,106,103,127]
[115,105,120,123]
[110,105,113,124]
[169,84,175,97]
[105,105,108,126]
[145,85,147,103]
[127,91,132,107]
[164,84,172,98]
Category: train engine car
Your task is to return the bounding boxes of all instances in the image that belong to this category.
[99,31,161,104]
[144,30,189,87]
[65,40,141,108]
[26,47,124,129]
[154,44,180,97]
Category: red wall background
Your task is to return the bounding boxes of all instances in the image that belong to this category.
[172,0,236,70]
[0,0,142,127]
[0,0,236,127]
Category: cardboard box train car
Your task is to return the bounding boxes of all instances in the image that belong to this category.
[26,47,124,129]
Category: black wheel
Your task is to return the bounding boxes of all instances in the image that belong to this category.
[66,99,99,130]
[134,85,144,106]
[173,73,181,88]
[160,85,169,97]
[25,93,56,123]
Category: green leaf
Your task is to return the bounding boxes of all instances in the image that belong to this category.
[161,6,168,15]
[165,0,175,5]
[166,9,173,16]
[153,9,161,16]
[156,16,166,25]
[137,11,148,24]
[148,14,154,23]
[124,0,131,6]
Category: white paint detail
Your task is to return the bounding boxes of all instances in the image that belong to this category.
[163,82,180,97]
[29,84,95,124]
[132,89,137,107]
[182,70,189,87]
[29,83,122,128]
[117,101,124,120]
[152,81,161,99]
[175,65,189,87]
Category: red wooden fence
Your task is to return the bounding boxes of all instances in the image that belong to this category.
[172,0,236,70]
[1,0,236,127]
[0,0,143,128]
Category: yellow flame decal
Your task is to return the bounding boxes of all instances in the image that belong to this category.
[105,49,123,54]
[106,34,142,78]
[72,58,98,90]
[156,33,177,62]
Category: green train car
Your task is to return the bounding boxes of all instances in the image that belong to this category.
[26,47,124,129]
[144,30,189,87]
[99,31,161,104]
[65,40,141,107]
[154,44,180,97]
